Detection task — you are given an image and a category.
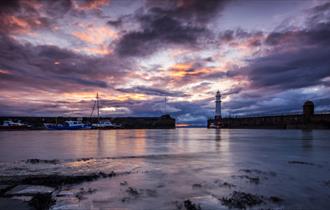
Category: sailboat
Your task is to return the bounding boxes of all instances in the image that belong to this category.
[90,93,121,129]
[44,119,90,130]
[44,115,91,130]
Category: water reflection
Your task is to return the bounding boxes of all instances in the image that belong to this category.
[215,129,221,152]
[1,129,330,210]
[301,130,313,149]
[132,130,146,154]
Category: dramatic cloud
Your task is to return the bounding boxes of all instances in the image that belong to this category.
[116,86,188,97]
[0,32,127,93]
[0,0,330,125]
[115,15,210,57]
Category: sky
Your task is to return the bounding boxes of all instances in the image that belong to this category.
[0,0,330,125]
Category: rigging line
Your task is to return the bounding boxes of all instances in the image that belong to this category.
[90,100,96,119]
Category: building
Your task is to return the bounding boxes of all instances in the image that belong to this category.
[209,100,329,129]
[207,91,222,128]
[207,90,330,129]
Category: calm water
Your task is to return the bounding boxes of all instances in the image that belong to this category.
[0,129,330,210]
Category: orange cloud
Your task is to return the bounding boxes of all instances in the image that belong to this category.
[77,0,110,10]
[169,63,211,78]
[176,123,191,127]
[2,16,31,34]
[61,91,147,102]
[72,26,117,45]
[74,47,112,56]
[115,94,148,101]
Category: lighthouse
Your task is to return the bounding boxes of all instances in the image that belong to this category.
[215,90,222,119]
[207,90,222,128]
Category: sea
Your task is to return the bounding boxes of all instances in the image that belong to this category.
[0,128,330,210]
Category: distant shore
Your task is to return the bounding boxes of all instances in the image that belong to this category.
[0,115,176,130]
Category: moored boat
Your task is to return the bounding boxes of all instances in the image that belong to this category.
[91,120,121,129]
[44,120,91,130]
[90,93,121,129]
[0,120,31,130]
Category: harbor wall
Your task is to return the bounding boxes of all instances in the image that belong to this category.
[0,115,176,129]
[208,114,330,129]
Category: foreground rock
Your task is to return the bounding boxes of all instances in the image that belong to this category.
[29,194,55,210]
[25,159,59,164]
[0,171,124,187]
[6,185,55,196]
[0,198,33,210]
[220,191,264,209]
[0,171,131,210]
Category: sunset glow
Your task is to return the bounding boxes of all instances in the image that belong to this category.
[0,0,330,124]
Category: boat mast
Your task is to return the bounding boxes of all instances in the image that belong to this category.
[164,96,167,114]
[97,92,100,122]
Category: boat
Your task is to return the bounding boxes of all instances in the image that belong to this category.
[63,120,91,130]
[90,93,121,129]
[44,120,91,130]
[92,120,121,129]
[44,123,65,130]
[1,120,31,130]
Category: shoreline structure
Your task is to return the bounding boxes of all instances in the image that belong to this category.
[1,91,330,130]
[208,91,330,129]
[0,115,175,130]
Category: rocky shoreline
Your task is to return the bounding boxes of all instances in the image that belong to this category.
[0,169,285,210]
[0,156,329,210]
[0,171,132,210]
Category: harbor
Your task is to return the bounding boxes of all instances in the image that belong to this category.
[0,115,175,130]
[0,93,175,130]
[1,0,330,209]
[1,129,330,210]
[207,91,330,129]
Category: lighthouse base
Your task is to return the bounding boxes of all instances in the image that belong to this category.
[207,116,222,129]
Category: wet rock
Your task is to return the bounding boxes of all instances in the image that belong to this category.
[145,189,157,197]
[28,193,55,210]
[75,187,97,200]
[214,180,236,188]
[245,176,260,184]
[192,183,202,188]
[0,197,33,210]
[232,175,260,184]
[54,189,77,197]
[0,184,11,195]
[183,199,201,210]
[121,197,130,202]
[121,187,157,202]
[6,185,55,196]
[51,196,80,209]
[157,183,165,188]
[324,180,330,187]
[269,196,283,203]
[76,157,92,162]
[220,191,264,209]
[1,171,122,187]
[220,182,236,188]
[288,161,319,166]
[11,196,34,202]
[239,169,277,177]
[25,159,59,164]
[51,189,81,210]
[126,187,139,197]
[120,181,128,186]
[191,195,223,210]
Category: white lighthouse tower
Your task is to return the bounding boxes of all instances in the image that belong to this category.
[215,90,222,119]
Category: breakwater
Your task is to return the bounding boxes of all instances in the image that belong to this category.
[220,113,330,129]
[208,101,330,129]
[0,114,175,130]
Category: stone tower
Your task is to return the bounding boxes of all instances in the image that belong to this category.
[215,90,221,119]
[303,100,314,122]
